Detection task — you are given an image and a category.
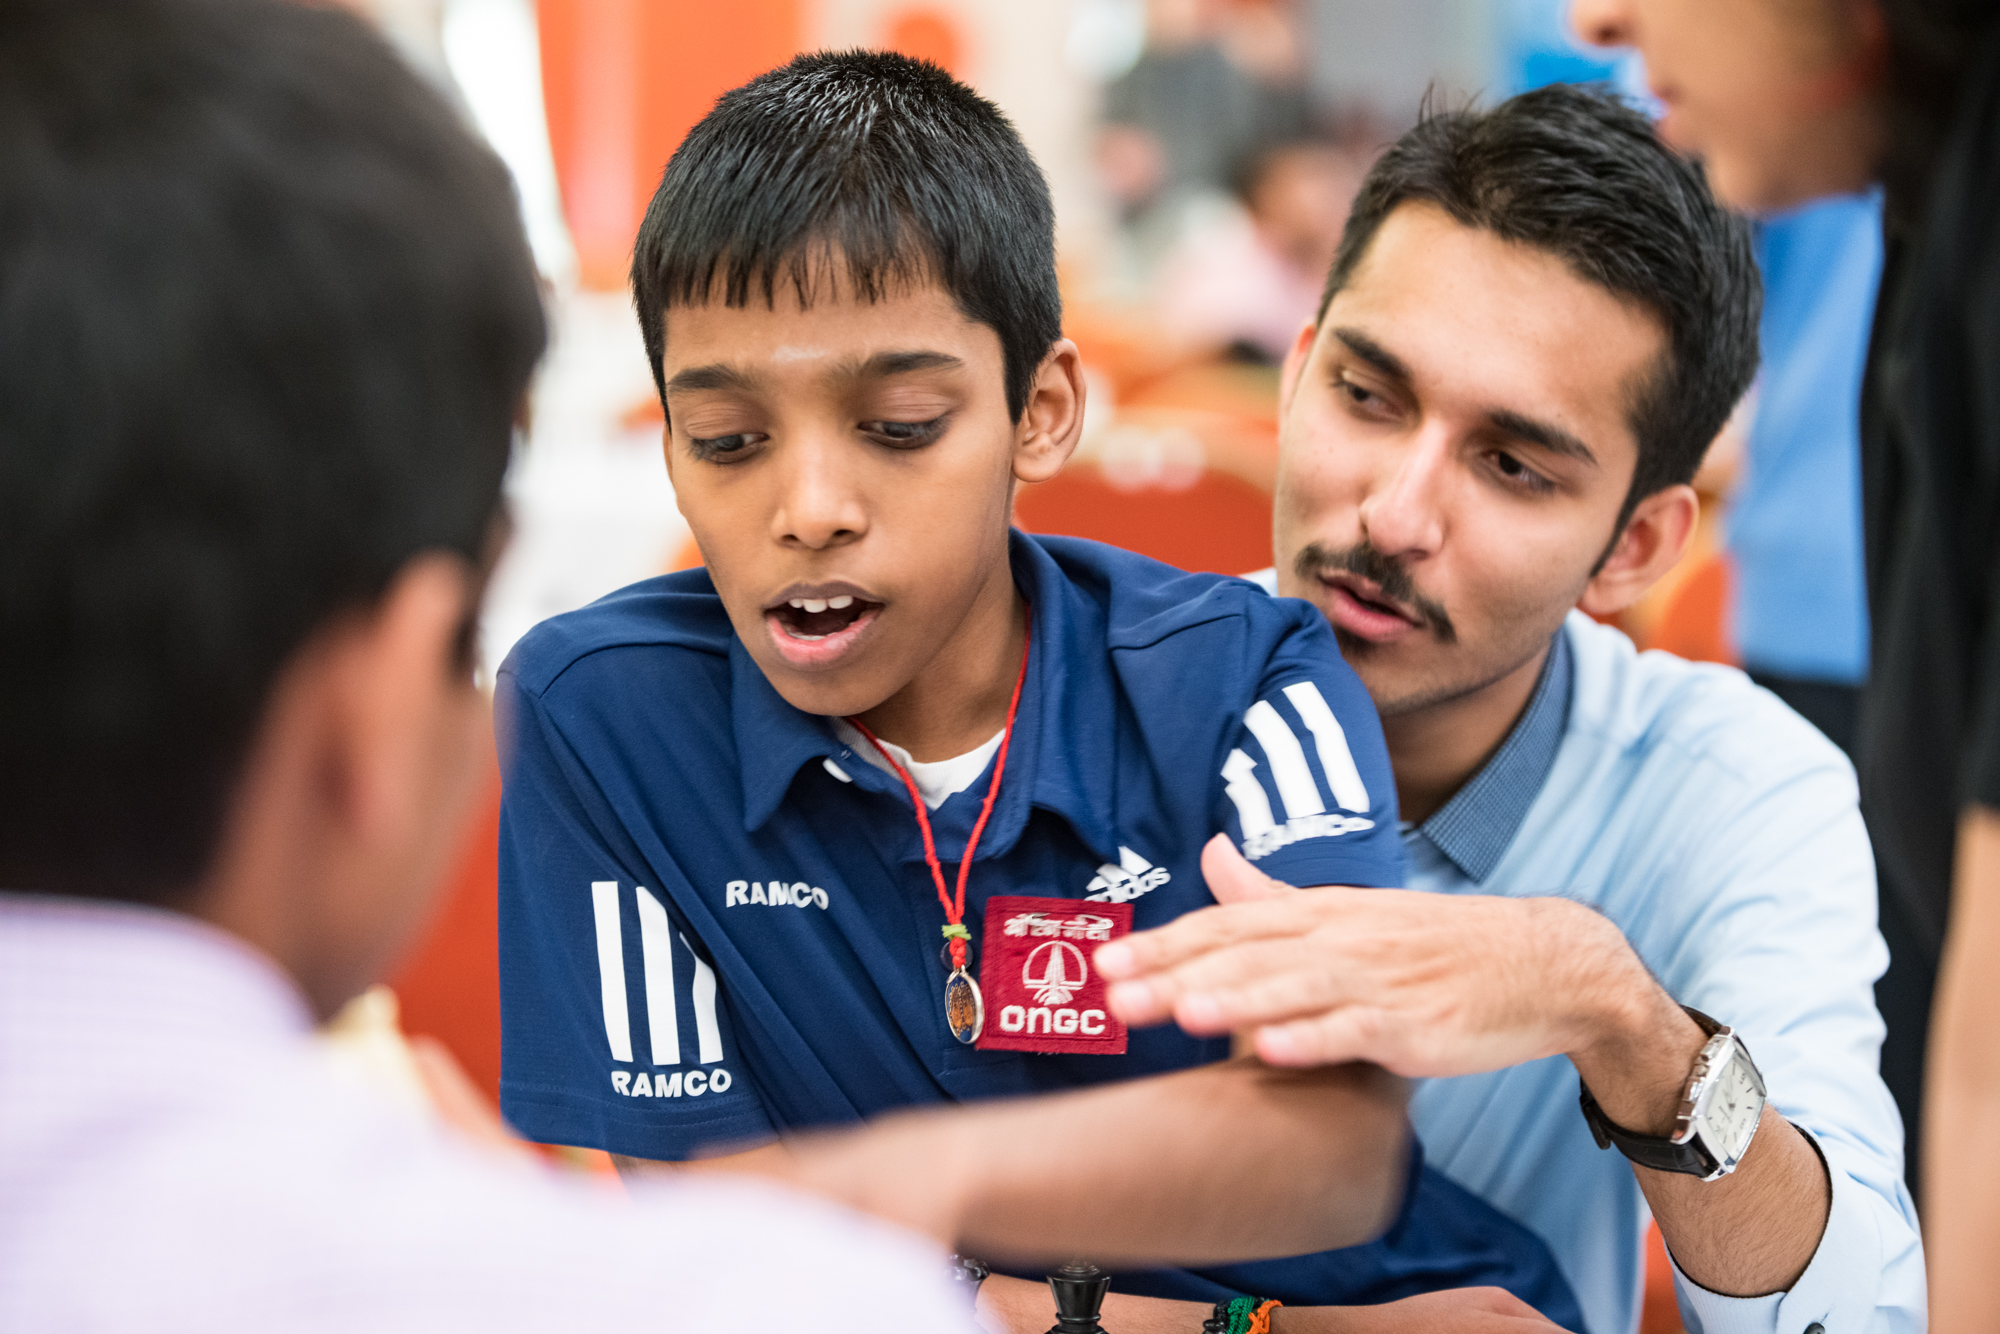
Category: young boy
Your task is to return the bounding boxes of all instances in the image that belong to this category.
[498,52,1580,1329]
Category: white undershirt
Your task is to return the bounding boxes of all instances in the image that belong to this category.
[832,718,1005,810]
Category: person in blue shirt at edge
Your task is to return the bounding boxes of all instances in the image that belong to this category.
[1728,194,1881,764]
[497,52,1582,1334]
[1095,85,1923,1334]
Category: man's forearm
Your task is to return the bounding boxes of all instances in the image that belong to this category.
[1568,963,1828,1296]
[772,1056,1409,1268]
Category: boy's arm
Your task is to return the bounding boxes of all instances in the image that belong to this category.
[625,1056,1409,1267]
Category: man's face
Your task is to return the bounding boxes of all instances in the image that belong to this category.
[1273,202,1665,717]
[660,277,1027,717]
[1570,0,1885,211]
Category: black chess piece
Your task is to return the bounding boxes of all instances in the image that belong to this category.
[1045,1262,1112,1334]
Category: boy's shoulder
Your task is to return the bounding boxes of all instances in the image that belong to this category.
[1027,534,1322,656]
[499,567,731,700]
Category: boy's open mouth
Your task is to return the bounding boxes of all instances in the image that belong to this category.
[771,593,879,641]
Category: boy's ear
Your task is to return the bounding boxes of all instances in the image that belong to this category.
[1578,483,1700,618]
[1013,339,1086,486]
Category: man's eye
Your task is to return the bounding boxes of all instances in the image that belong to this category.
[1336,378,1395,416]
[862,415,947,447]
[688,432,763,461]
[1491,451,1555,494]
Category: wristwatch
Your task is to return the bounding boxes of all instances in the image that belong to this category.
[1578,1007,1767,1181]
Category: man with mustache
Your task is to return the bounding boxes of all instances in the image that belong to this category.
[1099,85,1924,1334]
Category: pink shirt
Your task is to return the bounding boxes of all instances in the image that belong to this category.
[0,895,969,1333]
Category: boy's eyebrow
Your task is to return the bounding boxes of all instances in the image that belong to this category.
[1330,327,1412,386]
[662,350,963,397]
[1484,407,1599,468]
[843,349,965,379]
[663,363,758,396]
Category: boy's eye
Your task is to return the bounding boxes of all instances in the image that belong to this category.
[688,432,765,462]
[861,415,948,448]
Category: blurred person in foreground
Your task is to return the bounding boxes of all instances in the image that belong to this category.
[1097,84,1923,1334]
[0,1,951,1327]
[0,2,1413,1328]
[1564,0,2000,1324]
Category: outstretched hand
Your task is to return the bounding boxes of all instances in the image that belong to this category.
[1093,835,1651,1078]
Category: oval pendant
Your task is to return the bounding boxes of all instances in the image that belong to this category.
[944,967,984,1044]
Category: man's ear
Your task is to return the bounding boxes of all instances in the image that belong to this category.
[1578,483,1700,618]
[1278,320,1318,416]
[1013,339,1086,485]
[324,551,484,848]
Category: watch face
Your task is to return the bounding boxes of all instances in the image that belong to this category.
[1695,1044,1765,1165]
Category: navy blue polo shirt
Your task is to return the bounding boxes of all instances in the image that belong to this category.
[496,532,1581,1325]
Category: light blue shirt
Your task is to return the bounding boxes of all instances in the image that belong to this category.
[1405,613,1923,1334]
[1728,194,1882,684]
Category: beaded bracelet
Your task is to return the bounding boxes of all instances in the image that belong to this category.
[1203,1296,1282,1334]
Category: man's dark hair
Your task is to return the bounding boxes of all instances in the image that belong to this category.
[1319,84,1759,535]
[0,0,546,902]
[632,50,1061,422]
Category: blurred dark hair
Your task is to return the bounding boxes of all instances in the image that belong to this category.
[0,0,546,902]
[1318,84,1760,535]
[1880,0,2000,224]
[632,50,1061,421]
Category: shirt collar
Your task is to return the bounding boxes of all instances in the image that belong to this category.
[1415,626,1574,883]
[734,532,1122,864]
[0,892,314,1045]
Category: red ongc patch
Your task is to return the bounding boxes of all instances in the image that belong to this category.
[975,896,1132,1055]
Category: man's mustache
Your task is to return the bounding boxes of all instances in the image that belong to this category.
[1293,541,1457,645]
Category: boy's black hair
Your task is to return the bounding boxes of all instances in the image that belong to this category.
[0,0,545,903]
[1319,84,1760,536]
[632,50,1061,422]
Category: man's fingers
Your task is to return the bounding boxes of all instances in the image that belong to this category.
[1096,884,1350,987]
[1251,1005,1389,1070]
[1201,834,1294,904]
[1105,931,1353,1028]
[1166,944,1361,1035]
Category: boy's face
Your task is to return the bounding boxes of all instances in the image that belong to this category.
[1273,202,1666,718]
[659,277,1071,718]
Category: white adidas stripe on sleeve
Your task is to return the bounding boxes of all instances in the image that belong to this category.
[684,934,725,1064]
[635,886,680,1067]
[1281,681,1372,813]
[589,880,633,1063]
[1222,748,1278,838]
[1243,699,1328,821]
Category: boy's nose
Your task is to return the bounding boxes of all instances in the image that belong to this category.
[771,435,868,551]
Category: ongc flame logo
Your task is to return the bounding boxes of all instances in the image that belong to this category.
[1022,940,1089,1005]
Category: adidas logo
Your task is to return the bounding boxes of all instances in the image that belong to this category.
[1084,846,1171,903]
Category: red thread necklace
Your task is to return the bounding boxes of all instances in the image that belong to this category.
[845,612,1031,1045]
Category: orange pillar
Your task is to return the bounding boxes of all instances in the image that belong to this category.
[540,0,806,290]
